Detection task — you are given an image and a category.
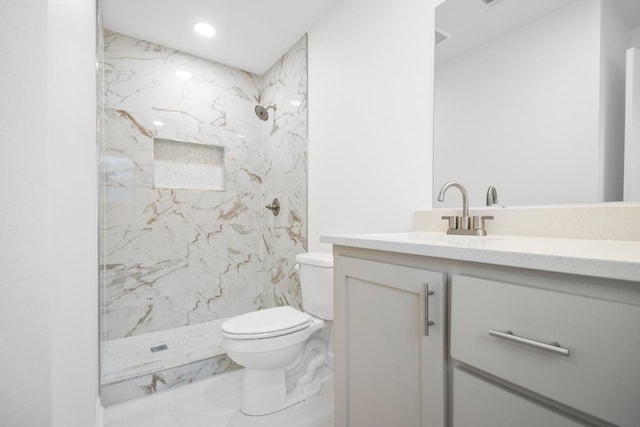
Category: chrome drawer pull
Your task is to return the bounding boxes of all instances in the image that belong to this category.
[488,329,570,357]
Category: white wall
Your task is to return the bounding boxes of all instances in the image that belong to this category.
[625,47,640,201]
[0,1,52,424]
[434,0,602,207]
[632,27,640,47]
[48,0,99,425]
[0,0,98,425]
[307,0,434,252]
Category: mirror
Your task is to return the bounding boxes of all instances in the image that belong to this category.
[434,0,640,208]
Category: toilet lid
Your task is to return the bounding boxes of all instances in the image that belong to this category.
[221,306,312,339]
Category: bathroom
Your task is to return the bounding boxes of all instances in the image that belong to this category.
[2,0,640,426]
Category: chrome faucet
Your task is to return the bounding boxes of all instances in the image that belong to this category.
[486,186,499,206]
[437,181,493,236]
[438,181,469,217]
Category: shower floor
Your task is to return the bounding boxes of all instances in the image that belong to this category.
[101,318,228,385]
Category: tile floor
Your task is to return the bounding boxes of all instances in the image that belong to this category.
[104,368,334,427]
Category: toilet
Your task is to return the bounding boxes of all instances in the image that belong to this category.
[221,252,334,415]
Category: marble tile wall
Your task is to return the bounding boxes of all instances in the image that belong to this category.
[101,32,263,341]
[101,318,228,385]
[100,32,308,344]
[260,36,308,310]
[100,354,239,406]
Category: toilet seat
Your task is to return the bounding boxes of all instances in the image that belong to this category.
[222,306,312,340]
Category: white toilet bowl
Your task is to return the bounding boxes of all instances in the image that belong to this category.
[221,252,334,416]
[222,306,327,415]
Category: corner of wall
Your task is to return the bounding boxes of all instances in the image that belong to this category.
[95,397,104,427]
[48,0,99,425]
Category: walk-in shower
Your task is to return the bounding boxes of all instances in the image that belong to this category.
[98,26,309,404]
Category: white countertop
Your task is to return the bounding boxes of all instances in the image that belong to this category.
[321,232,640,282]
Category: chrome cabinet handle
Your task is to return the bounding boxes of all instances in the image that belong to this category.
[489,329,570,357]
[424,283,435,336]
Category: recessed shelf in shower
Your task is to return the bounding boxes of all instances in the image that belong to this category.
[153,138,225,191]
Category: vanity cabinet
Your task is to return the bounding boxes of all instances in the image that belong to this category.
[333,256,447,427]
[450,274,640,427]
[328,237,640,427]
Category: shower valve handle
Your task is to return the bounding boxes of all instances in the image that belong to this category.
[265,198,280,216]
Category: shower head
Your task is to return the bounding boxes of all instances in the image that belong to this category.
[255,104,276,121]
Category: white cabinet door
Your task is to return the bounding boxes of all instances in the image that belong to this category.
[334,256,446,427]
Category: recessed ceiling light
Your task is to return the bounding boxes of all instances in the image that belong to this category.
[153,120,164,126]
[175,70,192,79]
[194,22,216,38]
[290,100,302,106]
[237,134,245,139]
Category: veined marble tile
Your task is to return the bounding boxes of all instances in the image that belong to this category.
[224,160,263,194]
[264,135,307,200]
[102,222,262,339]
[260,36,308,309]
[104,105,262,169]
[104,108,154,152]
[260,37,308,138]
[149,110,262,164]
[100,354,239,406]
[102,188,262,228]
[100,30,308,379]
[103,32,260,124]
[100,146,154,188]
[101,319,228,384]
[103,108,261,193]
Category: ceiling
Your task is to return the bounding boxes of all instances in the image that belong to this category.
[435,0,575,65]
[102,0,339,75]
[436,0,640,66]
[609,0,640,27]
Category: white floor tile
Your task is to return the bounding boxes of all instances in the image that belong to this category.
[104,368,334,427]
[106,404,179,427]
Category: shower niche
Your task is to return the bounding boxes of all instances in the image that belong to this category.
[153,138,225,191]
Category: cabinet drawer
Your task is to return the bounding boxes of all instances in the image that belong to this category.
[453,368,584,427]
[451,275,640,426]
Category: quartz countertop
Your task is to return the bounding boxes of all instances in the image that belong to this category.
[320,232,640,282]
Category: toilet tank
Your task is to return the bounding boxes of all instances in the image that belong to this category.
[296,252,334,320]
